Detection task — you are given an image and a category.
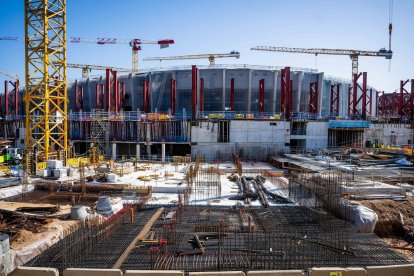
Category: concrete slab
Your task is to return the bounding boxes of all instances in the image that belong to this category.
[63,268,122,276]
[12,267,59,276]
[125,271,183,276]
[189,272,245,276]
[247,270,304,276]
[366,264,414,276]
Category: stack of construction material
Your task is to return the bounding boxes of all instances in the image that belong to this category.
[37,160,70,179]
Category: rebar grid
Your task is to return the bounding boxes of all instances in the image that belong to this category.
[29,205,409,273]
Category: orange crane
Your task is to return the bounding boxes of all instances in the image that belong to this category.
[69,37,174,72]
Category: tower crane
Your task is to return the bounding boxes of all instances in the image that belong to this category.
[1,36,175,72]
[250,46,392,76]
[70,37,174,72]
[0,71,19,82]
[251,1,394,77]
[143,51,240,65]
[66,63,131,78]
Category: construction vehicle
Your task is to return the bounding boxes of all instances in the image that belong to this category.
[0,140,23,164]
[144,51,240,65]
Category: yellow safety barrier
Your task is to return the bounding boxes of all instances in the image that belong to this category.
[0,165,9,173]
[66,157,90,167]
[38,161,46,170]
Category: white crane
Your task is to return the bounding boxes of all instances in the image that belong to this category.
[66,63,131,78]
[251,46,392,75]
[70,37,174,72]
[0,36,174,72]
[143,51,240,65]
[0,70,20,82]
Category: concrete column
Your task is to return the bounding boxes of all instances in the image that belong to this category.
[296,71,303,112]
[146,143,152,158]
[161,143,166,162]
[112,143,117,160]
[136,143,140,160]
[247,69,252,112]
[273,70,278,113]
[222,69,226,110]
[317,72,324,117]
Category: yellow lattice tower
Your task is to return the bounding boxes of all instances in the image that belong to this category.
[24,0,68,168]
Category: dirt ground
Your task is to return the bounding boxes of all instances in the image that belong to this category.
[361,199,414,243]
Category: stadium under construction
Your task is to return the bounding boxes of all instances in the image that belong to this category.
[1,64,413,163]
[3,1,414,275]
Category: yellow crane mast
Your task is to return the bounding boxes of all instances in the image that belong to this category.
[24,0,68,169]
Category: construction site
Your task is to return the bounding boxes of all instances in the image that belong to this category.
[1,0,414,275]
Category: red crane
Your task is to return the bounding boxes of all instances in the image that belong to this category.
[70,37,174,72]
[0,36,175,72]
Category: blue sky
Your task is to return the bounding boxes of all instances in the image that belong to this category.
[0,0,412,92]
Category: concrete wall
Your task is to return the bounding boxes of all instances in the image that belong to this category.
[365,123,412,146]
[305,122,329,150]
[190,120,290,160]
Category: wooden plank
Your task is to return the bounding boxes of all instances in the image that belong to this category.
[112,207,165,269]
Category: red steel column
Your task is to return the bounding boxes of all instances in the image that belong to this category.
[330,83,340,116]
[391,92,397,115]
[368,88,373,116]
[106,69,111,111]
[14,81,19,116]
[118,82,125,111]
[352,73,358,115]
[348,86,352,116]
[382,91,386,116]
[399,80,404,117]
[309,82,318,114]
[96,83,104,109]
[4,81,8,115]
[230,78,235,112]
[200,78,204,113]
[170,79,176,115]
[113,71,118,112]
[376,91,380,116]
[280,67,291,118]
[259,79,265,113]
[75,85,84,111]
[191,65,197,120]
[411,80,414,119]
[143,80,150,113]
[361,72,367,119]
[288,79,292,119]
[280,68,285,114]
